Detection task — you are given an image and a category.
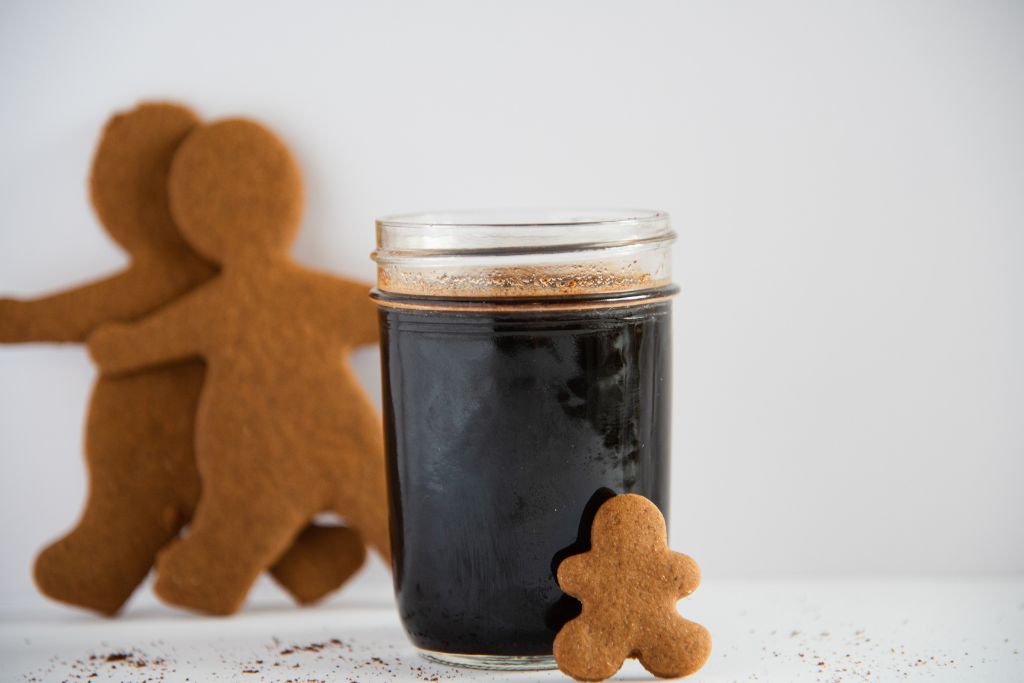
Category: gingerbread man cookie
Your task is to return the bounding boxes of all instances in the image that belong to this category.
[553,494,711,680]
[89,117,390,615]
[0,103,365,615]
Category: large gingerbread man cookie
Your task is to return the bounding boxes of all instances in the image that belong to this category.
[0,103,365,615]
[89,117,390,615]
[553,494,711,680]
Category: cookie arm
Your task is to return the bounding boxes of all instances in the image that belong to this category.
[669,551,702,597]
[305,271,378,347]
[556,553,596,598]
[88,282,215,373]
[346,285,380,346]
[0,268,167,343]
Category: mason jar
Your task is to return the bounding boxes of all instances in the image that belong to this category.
[372,209,676,670]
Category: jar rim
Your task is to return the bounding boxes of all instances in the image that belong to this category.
[372,208,674,298]
[377,207,667,229]
[374,208,673,259]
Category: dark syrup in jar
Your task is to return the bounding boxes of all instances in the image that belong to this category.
[378,290,673,656]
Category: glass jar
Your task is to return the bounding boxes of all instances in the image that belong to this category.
[372,209,677,670]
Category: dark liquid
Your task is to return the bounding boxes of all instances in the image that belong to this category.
[378,292,673,656]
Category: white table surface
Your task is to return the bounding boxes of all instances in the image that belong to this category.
[2,571,1021,682]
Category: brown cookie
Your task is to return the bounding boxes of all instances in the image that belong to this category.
[269,525,367,605]
[0,103,365,615]
[553,494,711,680]
[88,117,390,615]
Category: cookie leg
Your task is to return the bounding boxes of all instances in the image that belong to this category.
[553,617,631,681]
[34,498,184,616]
[270,524,366,604]
[329,408,392,564]
[637,618,712,678]
[34,370,200,616]
[153,483,306,615]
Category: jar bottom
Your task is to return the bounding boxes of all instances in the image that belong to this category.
[418,649,557,671]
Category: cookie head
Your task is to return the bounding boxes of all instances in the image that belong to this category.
[168,119,303,265]
[90,103,200,253]
[590,492,668,555]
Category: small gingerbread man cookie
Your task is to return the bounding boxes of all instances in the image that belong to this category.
[553,494,711,681]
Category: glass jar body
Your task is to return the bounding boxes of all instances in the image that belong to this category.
[372,209,677,669]
[377,290,673,668]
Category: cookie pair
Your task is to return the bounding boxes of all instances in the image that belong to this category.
[0,103,387,615]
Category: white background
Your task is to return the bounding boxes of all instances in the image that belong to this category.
[1,0,1022,615]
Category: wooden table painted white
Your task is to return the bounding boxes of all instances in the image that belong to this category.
[2,574,1021,682]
